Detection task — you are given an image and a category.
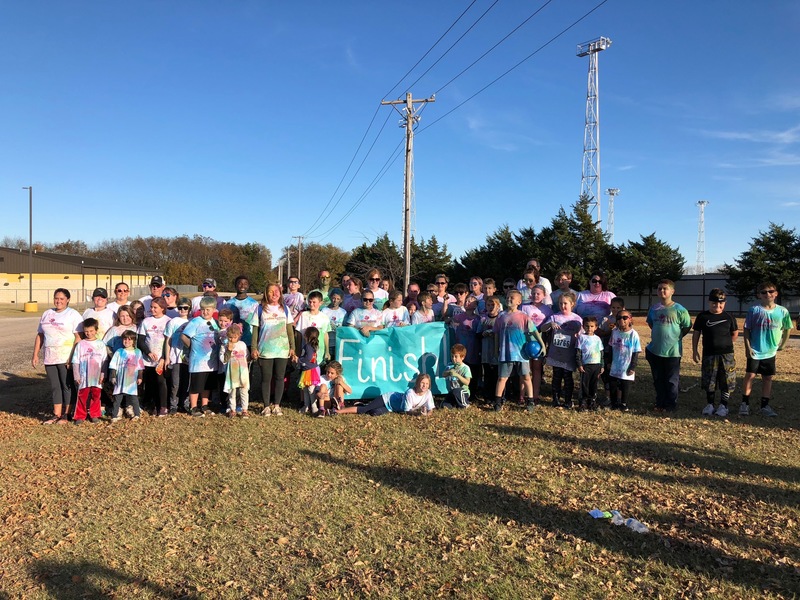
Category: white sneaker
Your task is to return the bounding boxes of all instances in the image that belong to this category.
[738,402,750,416]
[714,404,729,418]
[759,405,778,418]
[124,406,135,419]
[702,403,715,416]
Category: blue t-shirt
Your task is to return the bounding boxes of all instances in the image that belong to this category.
[744,304,792,360]
[646,302,691,358]
[182,316,220,373]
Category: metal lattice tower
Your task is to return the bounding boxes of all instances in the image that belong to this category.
[696,200,709,275]
[577,36,612,228]
[605,188,620,244]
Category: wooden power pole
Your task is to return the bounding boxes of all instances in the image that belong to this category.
[292,235,304,287]
[381,92,434,289]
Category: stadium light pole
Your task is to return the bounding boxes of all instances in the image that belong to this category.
[22,186,33,306]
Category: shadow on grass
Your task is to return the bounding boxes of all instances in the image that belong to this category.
[486,424,800,489]
[303,450,800,595]
[28,559,199,600]
[0,370,50,418]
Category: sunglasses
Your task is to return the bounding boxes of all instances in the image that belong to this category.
[369,278,381,282]
[436,281,447,285]
[163,292,172,297]
[115,289,129,294]
[362,298,374,302]
[150,284,163,288]
[178,306,190,311]
[524,279,535,284]
[289,281,299,285]
[202,283,215,288]
[591,279,602,284]
[618,315,631,320]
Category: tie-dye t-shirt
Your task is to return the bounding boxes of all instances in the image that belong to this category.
[576,290,617,321]
[610,328,642,381]
[646,302,691,358]
[163,317,189,366]
[220,340,250,392]
[109,347,145,395]
[520,303,553,328]
[71,339,108,389]
[80,307,115,340]
[577,333,604,365]
[224,296,259,347]
[37,308,83,365]
[381,307,411,328]
[411,309,435,325]
[495,310,538,363]
[182,316,220,373]
[283,292,306,320]
[321,306,347,329]
[743,304,793,360]
[478,312,502,365]
[137,315,172,367]
[256,304,292,359]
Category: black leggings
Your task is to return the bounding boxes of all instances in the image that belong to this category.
[356,397,388,416]
[551,367,574,403]
[45,363,74,407]
[143,366,168,409]
[259,357,288,406]
[609,377,632,406]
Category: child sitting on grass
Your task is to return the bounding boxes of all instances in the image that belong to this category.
[442,343,471,409]
[337,374,434,416]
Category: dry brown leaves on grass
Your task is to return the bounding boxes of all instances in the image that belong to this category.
[0,327,799,598]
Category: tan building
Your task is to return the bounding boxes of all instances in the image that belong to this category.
[0,247,159,306]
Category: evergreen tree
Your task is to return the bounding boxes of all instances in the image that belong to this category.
[410,235,453,287]
[616,233,685,303]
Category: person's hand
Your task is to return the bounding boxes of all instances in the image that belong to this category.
[32,355,39,368]
[137,378,143,385]
[111,377,117,386]
[251,349,259,361]
[692,350,700,364]
[578,365,585,373]
[360,327,372,338]
[75,379,81,387]
[149,352,158,362]
[626,369,635,377]
[324,352,331,362]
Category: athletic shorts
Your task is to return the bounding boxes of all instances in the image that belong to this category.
[189,371,218,394]
[701,353,736,392]
[498,361,531,378]
[745,355,776,377]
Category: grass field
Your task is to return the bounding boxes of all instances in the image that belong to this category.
[1,324,798,599]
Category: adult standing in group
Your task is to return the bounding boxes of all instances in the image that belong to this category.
[575,272,617,323]
[342,277,363,313]
[309,269,333,307]
[646,279,691,413]
[162,287,181,318]
[432,274,456,318]
[224,275,260,349]
[107,282,132,315]
[365,268,389,309]
[404,282,421,309]
[139,276,166,318]
[517,259,552,298]
[252,283,296,416]
[32,288,83,424]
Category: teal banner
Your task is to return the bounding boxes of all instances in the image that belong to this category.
[335,322,451,399]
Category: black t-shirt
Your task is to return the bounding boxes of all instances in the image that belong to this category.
[692,310,737,355]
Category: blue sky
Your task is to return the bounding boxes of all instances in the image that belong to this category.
[1,1,798,275]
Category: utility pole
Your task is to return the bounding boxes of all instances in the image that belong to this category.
[696,200,709,275]
[577,36,612,228]
[381,92,435,289]
[22,186,34,309]
[292,236,304,287]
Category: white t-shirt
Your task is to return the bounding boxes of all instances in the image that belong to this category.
[382,306,410,327]
[411,309,435,325]
[370,287,389,310]
[137,315,171,367]
[80,307,116,339]
[107,300,131,315]
[37,308,82,365]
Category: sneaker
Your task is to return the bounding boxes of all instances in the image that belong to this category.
[131,415,140,421]
[702,403,715,416]
[110,417,121,423]
[564,400,574,410]
[271,405,283,416]
[73,420,84,426]
[526,400,536,413]
[158,407,169,417]
[578,400,588,411]
[759,405,778,418]
[714,404,729,418]
[552,399,563,409]
[226,411,235,418]
[261,407,272,416]
[618,403,629,412]
[493,399,504,412]
[168,408,178,416]
[191,408,205,418]
[240,411,249,419]
[738,402,750,416]
[202,406,213,416]
[125,406,135,419]
[89,417,100,424]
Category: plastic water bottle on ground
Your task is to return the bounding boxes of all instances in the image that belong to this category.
[624,518,649,533]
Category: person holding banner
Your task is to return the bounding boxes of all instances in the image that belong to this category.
[336,374,434,416]
[344,291,384,337]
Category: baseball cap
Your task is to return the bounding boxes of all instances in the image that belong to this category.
[150,276,165,287]
[203,278,217,287]
[92,287,108,299]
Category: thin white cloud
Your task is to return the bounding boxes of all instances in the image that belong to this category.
[617,164,635,171]
[345,42,360,70]
[765,93,800,112]
[782,201,800,208]
[699,124,800,145]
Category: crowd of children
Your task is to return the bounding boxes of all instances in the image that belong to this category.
[31,265,797,425]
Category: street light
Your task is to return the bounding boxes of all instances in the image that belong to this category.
[22,186,35,310]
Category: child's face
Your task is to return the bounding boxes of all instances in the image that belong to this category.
[122,336,135,348]
[84,326,98,341]
[610,301,624,316]
[617,313,632,331]
[407,303,417,315]
[506,294,521,310]
[390,295,403,308]
[465,297,478,312]
[557,275,572,291]
[558,296,574,314]
[227,331,241,343]
[532,288,546,303]
[487,300,500,316]
[219,316,232,329]
[118,311,133,326]
[308,297,321,312]
[657,284,674,302]
[422,296,433,309]
[416,377,431,393]
[200,306,215,320]
[455,291,467,305]
[708,298,726,315]
[584,322,597,335]
[329,294,342,308]
[325,368,339,380]
[484,283,496,296]
[451,353,464,365]
[759,286,777,306]
[151,302,164,317]
[380,279,391,291]
[93,296,107,309]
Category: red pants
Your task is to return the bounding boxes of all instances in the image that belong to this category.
[74,387,102,420]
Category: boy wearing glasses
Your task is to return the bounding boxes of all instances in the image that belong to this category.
[692,289,738,417]
[343,292,383,337]
[740,282,792,417]
[645,279,691,413]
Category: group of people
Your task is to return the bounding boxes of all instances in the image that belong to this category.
[31,259,796,425]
